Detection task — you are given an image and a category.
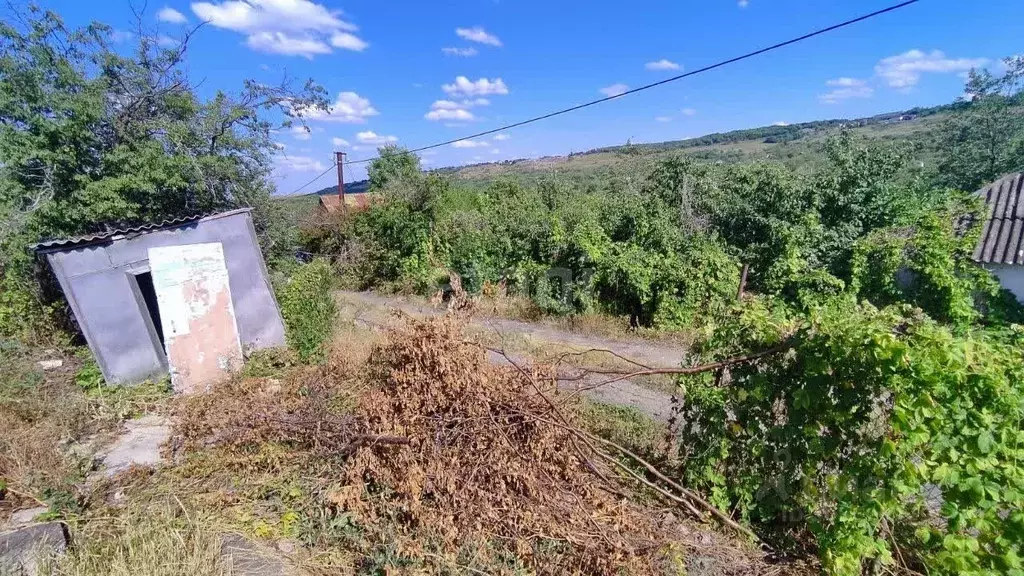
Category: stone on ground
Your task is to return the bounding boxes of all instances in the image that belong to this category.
[0,522,68,576]
[220,534,301,576]
[99,414,170,477]
[8,507,49,526]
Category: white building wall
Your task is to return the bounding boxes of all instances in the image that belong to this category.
[986,264,1024,304]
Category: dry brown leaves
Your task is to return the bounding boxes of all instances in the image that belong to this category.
[174,359,366,456]
[340,315,681,575]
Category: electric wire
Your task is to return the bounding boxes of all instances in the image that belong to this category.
[284,0,920,195]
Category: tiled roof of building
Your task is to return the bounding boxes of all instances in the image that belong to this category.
[971,173,1024,265]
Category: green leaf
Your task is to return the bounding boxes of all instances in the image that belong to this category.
[978,431,995,455]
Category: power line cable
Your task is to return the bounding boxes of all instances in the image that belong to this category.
[288,161,337,195]
[285,0,920,194]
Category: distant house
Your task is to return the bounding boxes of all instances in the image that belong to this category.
[318,192,372,214]
[970,173,1024,302]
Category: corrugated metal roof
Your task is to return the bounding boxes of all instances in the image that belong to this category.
[971,173,1024,265]
[31,208,253,253]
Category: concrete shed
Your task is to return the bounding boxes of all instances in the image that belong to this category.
[34,208,286,386]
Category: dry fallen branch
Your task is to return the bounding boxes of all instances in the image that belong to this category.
[484,344,761,544]
[559,340,794,402]
[3,484,49,508]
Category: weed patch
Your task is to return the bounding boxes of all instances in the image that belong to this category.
[277,259,338,362]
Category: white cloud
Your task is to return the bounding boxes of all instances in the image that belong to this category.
[491,148,500,154]
[110,29,134,44]
[492,134,510,141]
[430,100,461,110]
[277,155,326,172]
[331,137,350,147]
[820,77,874,103]
[599,83,629,97]
[442,47,478,57]
[156,34,180,48]
[442,76,509,97]
[290,126,313,140]
[424,98,489,122]
[191,0,367,58]
[655,116,673,122]
[772,121,789,126]
[245,31,330,57]
[431,99,489,110]
[298,91,378,123]
[455,26,501,47]
[426,108,476,121]
[874,49,987,89]
[645,59,680,71]
[681,108,696,116]
[158,6,188,23]
[738,0,749,7]
[356,131,398,145]
[452,139,488,149]
[330,32,368,51]
[828,77,865,87]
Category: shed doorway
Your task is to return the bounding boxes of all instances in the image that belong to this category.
[133,271,166,350]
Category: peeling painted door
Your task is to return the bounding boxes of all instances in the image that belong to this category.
[148,243,242,394]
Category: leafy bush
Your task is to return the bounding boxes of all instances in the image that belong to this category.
[277,259,338,361]
[679,299,1024,575]
[850,198,1022,329]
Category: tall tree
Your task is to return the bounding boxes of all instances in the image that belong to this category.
[367,145,422,192]
[0,5,329,339]
[936,56,1024,192]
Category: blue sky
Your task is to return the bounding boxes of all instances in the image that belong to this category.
[38,0,1024,192]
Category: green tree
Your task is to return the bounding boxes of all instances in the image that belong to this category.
[0,6,328,339]
[936,56,1024,192]
[366,145,422,191]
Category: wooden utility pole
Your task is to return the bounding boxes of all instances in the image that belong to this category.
[335,151,346,213]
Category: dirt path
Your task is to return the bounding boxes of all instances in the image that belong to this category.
[337,291,687,367]
[336,291,683,421]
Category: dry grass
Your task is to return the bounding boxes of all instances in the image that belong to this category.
[0,343,170,520]
[43,500,229,576]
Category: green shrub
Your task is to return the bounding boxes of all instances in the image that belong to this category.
[680,298,1024,575]
[277,259,338,361]
[850,200,1021,329]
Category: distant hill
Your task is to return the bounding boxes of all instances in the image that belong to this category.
[275,103,958,234]
[288,102,958,199]
[588,103,956,155]
[432,103,957,182]
[312,178,370,197]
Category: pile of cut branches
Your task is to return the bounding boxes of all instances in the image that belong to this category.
[173,314,794,574]
[338,316,773,574]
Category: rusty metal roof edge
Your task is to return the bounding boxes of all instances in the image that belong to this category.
[31,207,254,253]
